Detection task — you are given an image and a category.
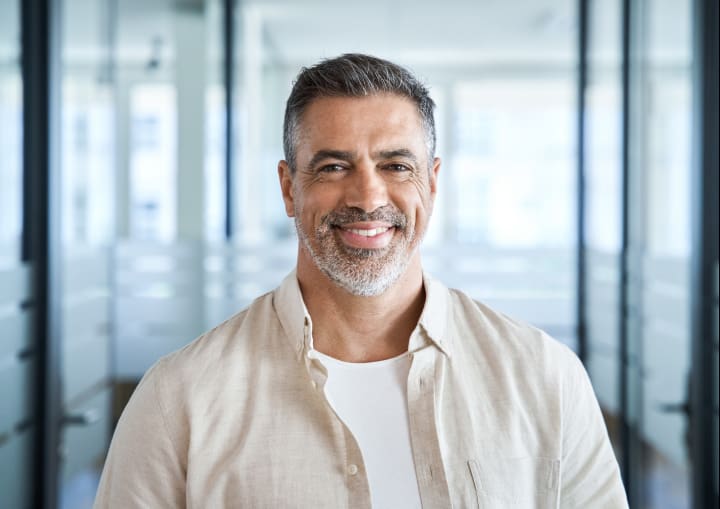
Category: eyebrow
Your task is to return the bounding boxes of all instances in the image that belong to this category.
[306,148,420,171]
[372,148,419,167]
[306,150,355,171]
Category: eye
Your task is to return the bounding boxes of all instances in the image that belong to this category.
[384,163,412,172]
[318,164,346,173]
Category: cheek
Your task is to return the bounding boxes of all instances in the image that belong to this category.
[297,192,336,225]
[402,181,434,218]
[302,184,341,209]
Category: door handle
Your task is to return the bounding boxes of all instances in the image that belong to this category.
[62,409,100,427]
[657,401,691,416]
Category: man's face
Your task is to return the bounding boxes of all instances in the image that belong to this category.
[278,93,440,296]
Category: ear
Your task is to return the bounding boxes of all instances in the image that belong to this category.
[429,157,441,201]
[278,160,295,217]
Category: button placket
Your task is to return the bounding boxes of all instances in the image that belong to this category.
[407,347,452,508]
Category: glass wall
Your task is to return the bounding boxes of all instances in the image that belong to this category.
[0,1,34,507]
[0,0,23,262]
[128,83,177,241]
[626,0,694,506]
[116,0,178,242]
[584,0,624,462]
[114,0,214,380]
[58,0,115,506]
[585,0,697,507]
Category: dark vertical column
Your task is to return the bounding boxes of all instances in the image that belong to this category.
[223,0,235,240]
[618,0,632,502]
[21,0,62,506]
[690,0,719,506]
[575,0,589,364]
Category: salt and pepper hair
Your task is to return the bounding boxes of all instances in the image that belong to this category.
[282,53,436,172]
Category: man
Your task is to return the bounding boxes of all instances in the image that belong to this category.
[94,54,627,508]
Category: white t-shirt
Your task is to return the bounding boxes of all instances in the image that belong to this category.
[313,350,422,509]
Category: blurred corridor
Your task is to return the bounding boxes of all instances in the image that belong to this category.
[0,0,717,507]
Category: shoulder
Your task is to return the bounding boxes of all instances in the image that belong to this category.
[167,290,276,363]
[141,290,282,399]
[443,285,581,394]
[448,286,575,360]
[122,290,287,439]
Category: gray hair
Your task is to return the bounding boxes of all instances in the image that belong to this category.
[282,53,436,172]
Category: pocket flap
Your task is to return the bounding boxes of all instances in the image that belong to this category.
[468,457,560,505]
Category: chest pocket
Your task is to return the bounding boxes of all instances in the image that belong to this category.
[468,457,560,508]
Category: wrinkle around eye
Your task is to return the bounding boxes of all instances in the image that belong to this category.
[379,162,417,179]
[303,163,348,183]
[319,164,347,173]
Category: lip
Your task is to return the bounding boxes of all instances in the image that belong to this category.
[335,223,395,249]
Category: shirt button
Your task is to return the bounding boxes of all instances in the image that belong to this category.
[347,464,358,476]
[311,380,317,389]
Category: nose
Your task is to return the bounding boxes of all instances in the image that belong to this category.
[344,163,388,213]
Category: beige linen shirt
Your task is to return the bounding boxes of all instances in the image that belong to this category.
[94,271,627,508]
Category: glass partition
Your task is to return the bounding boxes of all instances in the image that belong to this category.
[0,0,23,265]
[128,83,177,241]
[113,0,215,381]
[584,0,624,461]
[626,0,693,506]
[0,2,33,506]
[58,0,116,506]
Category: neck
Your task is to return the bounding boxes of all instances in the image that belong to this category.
[296,249,425,363]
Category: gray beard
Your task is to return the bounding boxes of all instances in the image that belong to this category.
[294,208,415,297]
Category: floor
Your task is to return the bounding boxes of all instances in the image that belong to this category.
[60,469,101,509]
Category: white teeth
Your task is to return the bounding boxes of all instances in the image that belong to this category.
[346,227,390,237]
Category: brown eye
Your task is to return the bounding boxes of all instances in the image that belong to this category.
[319,164,346,173]
[385,163,411,172]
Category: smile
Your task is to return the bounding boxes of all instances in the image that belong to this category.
[336,224,395,249]
[344,226,391,237]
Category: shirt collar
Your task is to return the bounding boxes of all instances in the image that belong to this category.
[273,269,451,360]
[273,270,310,360]
[416,272,452,357]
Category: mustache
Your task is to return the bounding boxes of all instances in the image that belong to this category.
[321,206,408,229]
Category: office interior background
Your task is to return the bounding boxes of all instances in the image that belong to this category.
[0,0,717,507]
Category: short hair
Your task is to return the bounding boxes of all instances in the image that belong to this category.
[283,53,436,172]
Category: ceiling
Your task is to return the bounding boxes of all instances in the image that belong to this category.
[114,0,578,67]
[0,0,692,68]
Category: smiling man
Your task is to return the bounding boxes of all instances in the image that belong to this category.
[94,54,627,508]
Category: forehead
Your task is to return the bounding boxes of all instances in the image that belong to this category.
[295,94,425,154]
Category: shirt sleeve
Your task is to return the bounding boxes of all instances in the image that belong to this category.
[93,360,186,508]
[560,352,629,508]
